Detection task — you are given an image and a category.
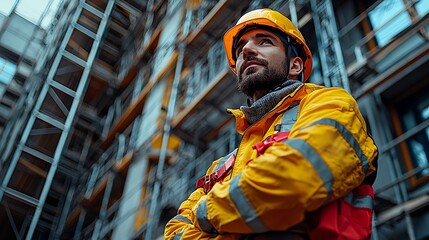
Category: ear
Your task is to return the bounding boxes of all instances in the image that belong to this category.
[288,57,304,79]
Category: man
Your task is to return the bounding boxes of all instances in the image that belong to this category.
[165,8,378,240]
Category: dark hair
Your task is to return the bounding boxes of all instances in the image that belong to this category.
[232,24,306,62]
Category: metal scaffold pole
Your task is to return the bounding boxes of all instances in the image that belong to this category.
[0,0,115,239]
[145,5,192,240]
[310,0,350,92]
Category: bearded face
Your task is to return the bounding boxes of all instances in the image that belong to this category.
[234,29,289,100]
[237,56,288,98]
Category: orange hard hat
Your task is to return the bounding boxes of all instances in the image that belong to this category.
[223,8,313,81]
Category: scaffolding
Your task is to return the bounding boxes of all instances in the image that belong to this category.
[0,0,429,239]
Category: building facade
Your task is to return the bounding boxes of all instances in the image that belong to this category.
[0,0,428,239]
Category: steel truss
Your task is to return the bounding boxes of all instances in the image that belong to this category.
[0,0,115,239]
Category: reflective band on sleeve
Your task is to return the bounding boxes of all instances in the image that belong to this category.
[172,214,192,224]
[229,173,269,233]
[213,149,238,172]
[307,118,369,175]
[287,138,334,202]
[195,199,218,234]
[274,104,299,132]
[344,192,373,209]
[173,231,184,240]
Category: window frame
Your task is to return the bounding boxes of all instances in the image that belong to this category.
[389,79,429,187]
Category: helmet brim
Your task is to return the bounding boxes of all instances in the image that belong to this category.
[223,15,313,81]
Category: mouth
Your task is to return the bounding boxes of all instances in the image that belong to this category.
[241,60,265,75]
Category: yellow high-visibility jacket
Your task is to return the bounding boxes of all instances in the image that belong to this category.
[164,83,378,239]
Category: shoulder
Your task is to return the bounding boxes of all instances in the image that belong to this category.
[304,83,350,96]
[302,84,357,106]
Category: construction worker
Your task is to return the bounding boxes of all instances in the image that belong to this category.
[165,8,378,240]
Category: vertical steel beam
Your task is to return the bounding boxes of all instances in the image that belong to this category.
[289,0,298,26]
[73,209,87,240]
[0,0,84,204]
[56,131,93,238]
[24,1,116,238]
[145,5,192,240]
[310,0,350,91]
[0,0,116,239]
[0,0,53,160]
[91,172,115,240]
[143,0,155,47]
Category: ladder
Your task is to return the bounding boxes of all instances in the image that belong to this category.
[310,0,350,92]
[0,0,115,239]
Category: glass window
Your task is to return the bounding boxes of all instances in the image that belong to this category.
[2,0,64,29]
[416,0,429,16]
[15,0,51,23]
[368,0,411,47]
[395,83,429,180]
[0,58,17,85]
[0,0,17,16]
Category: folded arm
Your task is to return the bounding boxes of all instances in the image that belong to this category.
[192,87,378,235]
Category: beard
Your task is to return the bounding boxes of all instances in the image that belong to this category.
[237,57,288,98]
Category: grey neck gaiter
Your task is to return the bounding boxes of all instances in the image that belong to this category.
[240,80,303,125]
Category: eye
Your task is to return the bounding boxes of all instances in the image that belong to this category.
[235,45,244,58]
[260,39,273,45]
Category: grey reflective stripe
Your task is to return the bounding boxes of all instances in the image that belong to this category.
[173,231,184,240]
[287,138,334,202]
[229,173,269,233]
[213,148,238,172]
[172,214,192,224]
[274,104,299,132]
[344,192,373,209]
[195,199,218,234]
[307,118,369,175]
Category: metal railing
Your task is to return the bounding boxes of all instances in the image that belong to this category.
[337,0,428,70]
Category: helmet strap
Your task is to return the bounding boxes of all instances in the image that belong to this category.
[280,37,304,82]
[286,44,292,80]
[275,33,305,82]
[273,34,301,81]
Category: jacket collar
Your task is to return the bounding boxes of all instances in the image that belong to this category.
[227,83,311,134]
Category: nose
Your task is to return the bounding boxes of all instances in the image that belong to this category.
[242,41,257,59]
